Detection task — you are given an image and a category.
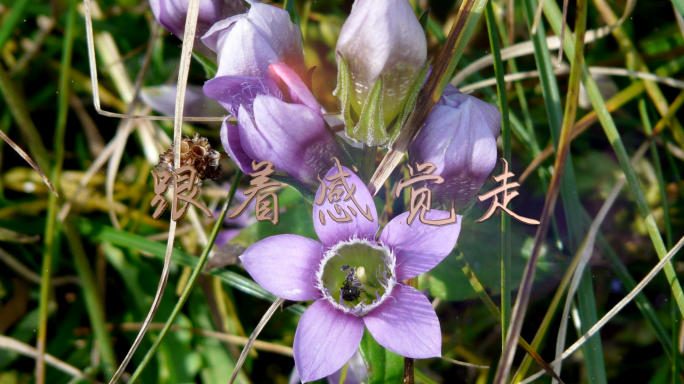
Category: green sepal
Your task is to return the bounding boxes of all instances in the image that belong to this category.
[352,75,387,146]
[358,329,404,384]
[387,64,430,144]
[334,56,357,133]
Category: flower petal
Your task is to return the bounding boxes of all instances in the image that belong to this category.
[220,116,254,172]
[201,13,245,52]
[379,210,461,280]
[248,95,339,187]
[313,165,378,247]
[214,18,279,78]
[203,75,282,116]
[246,2,305,75]
[363,284,441,358]
[294,300,364,383]
[239,234,323,301]
[270,63,319,111]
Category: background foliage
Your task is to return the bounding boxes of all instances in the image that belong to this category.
[0,0,683,383]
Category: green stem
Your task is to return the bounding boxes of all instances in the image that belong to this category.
[35,1,77,382]
[127,171,243,383]
[485,1,511,350]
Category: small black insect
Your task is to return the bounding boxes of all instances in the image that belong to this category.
[341,265,364,302]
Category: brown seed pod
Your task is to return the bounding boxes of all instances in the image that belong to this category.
[157,132,222,183]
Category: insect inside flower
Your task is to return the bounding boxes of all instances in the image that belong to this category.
[340,265,365,302]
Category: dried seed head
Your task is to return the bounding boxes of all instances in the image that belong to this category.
[157,132,222,183]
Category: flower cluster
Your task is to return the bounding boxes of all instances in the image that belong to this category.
[146,0,502,382]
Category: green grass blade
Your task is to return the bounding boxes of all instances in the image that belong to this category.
[484,1,512,350]
[36,1,77,382]
[63,221,118,376]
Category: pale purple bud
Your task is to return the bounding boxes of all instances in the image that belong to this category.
[202,1,305,79]
[336,0,427,125]
[150,0,245,56]
[409,85,501,210]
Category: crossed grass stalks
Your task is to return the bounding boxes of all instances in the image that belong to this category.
[3,0,683,382]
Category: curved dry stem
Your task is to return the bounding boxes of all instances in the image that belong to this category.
[105,0,200,380]
[229,297,286,384]
[0,335,101,384]
[0,126,57,196]
[460,66,684,94]
[440,356,490,369]
[117,322,294,356]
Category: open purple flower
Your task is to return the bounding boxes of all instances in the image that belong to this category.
[240,164,461,382]
[205,63,341,189]
[201,0,305,79]
[409,84,501,210]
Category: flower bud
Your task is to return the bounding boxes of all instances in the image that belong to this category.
[150,0,245,56]
[216,64,341,189]
[202,1,305,79]
[408,85,501,210]
[335,0,427,146]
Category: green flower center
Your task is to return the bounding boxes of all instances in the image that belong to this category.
[317,238,396,315]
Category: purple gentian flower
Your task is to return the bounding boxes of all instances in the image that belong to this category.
[150,0,245,57]
[409,84,501,210]
[201,1,305,79]
[205,64,341,189]
[336,0,426,127]
[240,164,461,382]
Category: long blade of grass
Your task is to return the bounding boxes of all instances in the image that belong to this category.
[367,0,487,196]
[63,221,118,376]
[35,1,77,381]
[543,0,684,320]
[484,1,512,350]
[229,298,286,384]
[0,126,56,196]
[520,234,684,383]
[106,0,200,380]
[126,172,243,383]
[455,252,565,383]
[493,1,589,382]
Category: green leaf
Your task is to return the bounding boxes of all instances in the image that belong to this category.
[418,9,430,35]
[192,51,217,79]
[352,76,388,146]
[358,330,403,384]
[77,218,306,315]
